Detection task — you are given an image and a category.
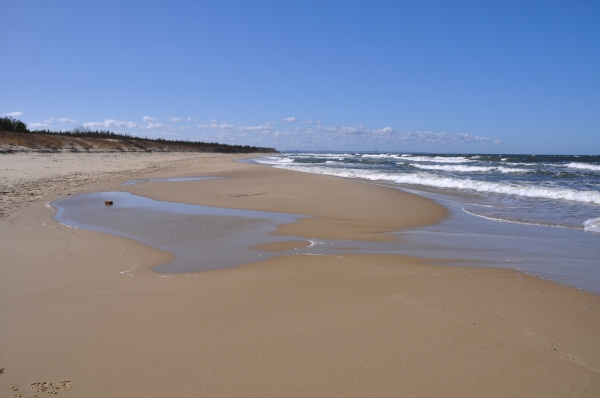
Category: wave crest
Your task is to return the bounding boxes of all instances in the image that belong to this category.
[567,162,600,171]
[271,163,600,205]
[584,217,600,232]
[410,164,529,173]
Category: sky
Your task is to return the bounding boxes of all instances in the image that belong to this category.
[1,0,599,154]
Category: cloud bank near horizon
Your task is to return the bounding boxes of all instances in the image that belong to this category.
[192,119,502,148]
[10,113,503,149]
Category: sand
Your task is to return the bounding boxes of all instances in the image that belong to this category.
[1,152,599,397]
[0,152,253,219]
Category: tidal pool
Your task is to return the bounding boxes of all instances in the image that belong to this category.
[53,191,309,273]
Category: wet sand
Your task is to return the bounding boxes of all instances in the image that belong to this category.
[125,162,448,241]
[1,152,600,397]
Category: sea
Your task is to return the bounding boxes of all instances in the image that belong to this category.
[254,153,600,293]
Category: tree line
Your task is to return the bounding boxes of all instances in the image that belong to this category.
[0,116,277,153]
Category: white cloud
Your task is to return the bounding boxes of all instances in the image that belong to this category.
[338,126,363,134]
[373,127,393,134]
[282,117,296,122]
[170,117,183,122]
[83,119,138,129]
[187,117,197,122]
[308,125,501,146]
[320,127,337,133]
[26,117,76,125]
[238,125,275,131]
[5,111,24,117]
[29,122,52,129]
[194,120,276,137]
[144,122,167,129]
[58,117,77,123]
[398,131,502,145]
[145,118,502,150]
[197,122,236,130]
[448,132,502,144]
[143,116,158,123]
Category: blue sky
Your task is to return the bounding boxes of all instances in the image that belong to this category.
[1,1,598,154]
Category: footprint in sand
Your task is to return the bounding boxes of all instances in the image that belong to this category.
[10,382,23,398]
[30,381,72,394]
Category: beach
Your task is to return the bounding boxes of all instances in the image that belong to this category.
[1,152,600,397]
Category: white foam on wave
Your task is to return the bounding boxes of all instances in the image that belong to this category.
[271,163,600,205]
[410,164,529,173]
[583,217,600,232]
[462,207,550,228]
[461,207,580,229]
[567,162,600,172]
[362,154,400,159]
[400,156,472,163]
[298,153,352,159]
[254,156,294,166]
[411,164,494,172]
[502,162,536,166]
[496,166,530,173]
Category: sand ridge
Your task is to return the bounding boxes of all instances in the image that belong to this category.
[126,164,448,241]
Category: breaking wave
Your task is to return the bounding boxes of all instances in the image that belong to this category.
[566,162,600,171]
[584,217,600,232]
[399,155,472,163]
[410,164,529,173]
[268,163,600,205]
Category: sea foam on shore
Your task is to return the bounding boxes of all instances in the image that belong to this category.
[254,152,600,294]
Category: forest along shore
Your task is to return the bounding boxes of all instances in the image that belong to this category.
[0,130,276,154]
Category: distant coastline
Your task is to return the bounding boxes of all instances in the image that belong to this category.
[0,116,277,154]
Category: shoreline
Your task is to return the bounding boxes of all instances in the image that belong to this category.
[1,152,600,396]
[124,160,448,242]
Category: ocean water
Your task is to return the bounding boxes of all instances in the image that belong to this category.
[254,153,600,293]
[254,153,600,232]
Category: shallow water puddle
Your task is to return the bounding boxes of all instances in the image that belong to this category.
[52,191,419,273]
[54,191,310,273]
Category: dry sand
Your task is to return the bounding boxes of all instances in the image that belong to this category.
[1,152,599,397]
[0,152,253,219]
